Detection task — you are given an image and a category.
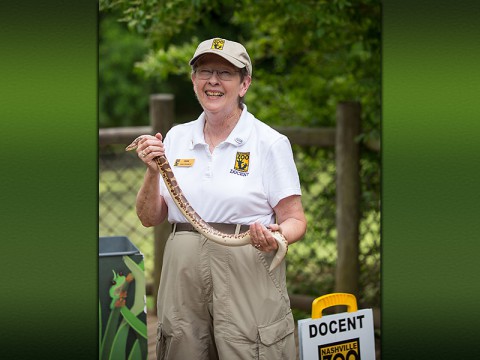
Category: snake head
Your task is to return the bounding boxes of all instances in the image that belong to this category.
[125,135,148,151]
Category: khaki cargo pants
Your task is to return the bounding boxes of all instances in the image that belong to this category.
[156,228,296,360]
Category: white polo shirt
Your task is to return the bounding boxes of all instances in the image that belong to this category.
[160,105,301,226]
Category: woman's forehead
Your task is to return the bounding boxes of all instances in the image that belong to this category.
[195,54,237,69]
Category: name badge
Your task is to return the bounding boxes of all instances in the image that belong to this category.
[174,158,195,167]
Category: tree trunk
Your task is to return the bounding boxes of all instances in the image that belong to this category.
[334,102,361,299]
[150,94,174,315]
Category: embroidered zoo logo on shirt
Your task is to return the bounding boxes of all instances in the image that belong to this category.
[230,152,250,177]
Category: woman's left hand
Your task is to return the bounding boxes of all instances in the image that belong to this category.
[249,223,279,252]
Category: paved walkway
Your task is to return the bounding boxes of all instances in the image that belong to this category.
[147,311,157,360]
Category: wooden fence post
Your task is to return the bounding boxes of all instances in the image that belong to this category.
[150,94,175,315]
[334,101,361,299]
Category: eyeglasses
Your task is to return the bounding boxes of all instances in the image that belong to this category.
[195,68,240,81]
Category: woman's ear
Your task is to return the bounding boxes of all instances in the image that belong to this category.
[239,76,252,97]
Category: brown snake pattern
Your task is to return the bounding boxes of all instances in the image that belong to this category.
[126,135,288,271]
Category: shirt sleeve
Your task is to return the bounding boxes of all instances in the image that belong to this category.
[263,135,302,208]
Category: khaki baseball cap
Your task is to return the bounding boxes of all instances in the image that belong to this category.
[189,38,252,76]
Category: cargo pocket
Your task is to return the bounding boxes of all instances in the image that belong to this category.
[257,312,295,359]
[156,323,172,360]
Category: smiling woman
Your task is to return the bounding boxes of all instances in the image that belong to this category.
[130,37,307,360]
[191,52,250,122]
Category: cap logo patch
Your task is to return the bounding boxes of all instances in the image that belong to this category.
[211,38,225,50]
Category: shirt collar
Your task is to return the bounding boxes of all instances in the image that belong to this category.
[190,113,207,149]
[190,105,253,149]
[224,105,253,147]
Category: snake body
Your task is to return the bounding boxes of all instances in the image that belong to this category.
[126,135,288,271]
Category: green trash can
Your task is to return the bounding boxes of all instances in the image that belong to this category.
[99,236,148,360]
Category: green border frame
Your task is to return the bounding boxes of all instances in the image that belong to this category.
[382,1,480,358]
[1,1,479,358]
[0,1,97,358]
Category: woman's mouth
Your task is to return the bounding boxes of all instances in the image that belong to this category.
[205,90,224,97]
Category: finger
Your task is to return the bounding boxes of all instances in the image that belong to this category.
[135,138,151,156]
[145,145,165,159]
[265,235,278,251]
[262,232,273,249]
[138,135,153,147]
[138,146,147,158]
[263,227,281,251]
[139,144,154,159]
[149,141,165,153]
[249,223,262,248]
[267,223,280,232]
[250,223,263,241]
[257,224,271,248]
[138,137,164,157]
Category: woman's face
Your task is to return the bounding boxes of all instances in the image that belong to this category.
[192,54,251,115]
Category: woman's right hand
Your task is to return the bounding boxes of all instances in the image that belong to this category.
[135,133,165,172]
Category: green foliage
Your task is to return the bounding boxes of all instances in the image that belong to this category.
[100,0,380,133]
[287,147,337,297]
[134,40,197,79]
[288,145,380,306]
[99,11,163,127]
[241,0,380,132]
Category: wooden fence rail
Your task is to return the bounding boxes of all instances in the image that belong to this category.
[99,124,379,151]
[99,125,337,147]
[99,94,380,314]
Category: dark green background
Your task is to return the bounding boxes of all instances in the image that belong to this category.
[382,1,480,358]
[0,1,97,358]
[1,1,479,359]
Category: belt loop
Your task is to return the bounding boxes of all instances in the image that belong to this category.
[172,223,177,235]
[235,224,241,235]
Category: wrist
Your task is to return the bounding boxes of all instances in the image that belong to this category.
[145,166,160,177]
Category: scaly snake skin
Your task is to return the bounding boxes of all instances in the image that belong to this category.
[126,135,288,271]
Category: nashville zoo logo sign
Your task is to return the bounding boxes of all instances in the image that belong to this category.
[318,338,360,360]
[298,309,375,360]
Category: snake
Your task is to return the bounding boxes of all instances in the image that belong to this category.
[126,135,288,271]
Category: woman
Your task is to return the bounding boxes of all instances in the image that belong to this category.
[132,37,307,360]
